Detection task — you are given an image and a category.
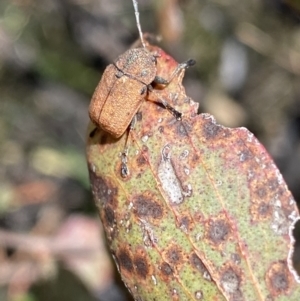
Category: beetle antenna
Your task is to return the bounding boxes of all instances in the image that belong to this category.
[132,0,146,48]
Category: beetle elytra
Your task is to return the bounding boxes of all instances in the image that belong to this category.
[89,47,157,138]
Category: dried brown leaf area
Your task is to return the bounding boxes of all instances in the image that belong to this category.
[86,45,300,301]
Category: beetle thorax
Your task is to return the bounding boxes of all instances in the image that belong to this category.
[115,48,156,85]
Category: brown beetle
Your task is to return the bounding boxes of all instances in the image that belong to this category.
[89,0,195,177]
[89,47,157,138]
[89,0,195,139]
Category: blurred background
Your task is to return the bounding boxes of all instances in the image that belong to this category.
[0,0,300,300]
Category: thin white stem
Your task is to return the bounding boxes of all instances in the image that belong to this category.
[132,0,146,48]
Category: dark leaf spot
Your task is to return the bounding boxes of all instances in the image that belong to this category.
[142,145,148,152]
[158,126,164,133]
[239,149,252,162]
[134,195,163,220]
[190,253,211,281]
[117,249,133,273]
[104,205,115,227]
[88,170,118,207]
[208,219,230,244]
[272,273,288,291]
[231,253,241,265]
[258,202,271,216]
[134,255,149,279]
[256,187,267,198]
[221,268,240,294]
[136,153,147,166]
[203,120,221,139]
[159,262,173,282]
[161,262,173,276]
[192,154,200,163]
[166,245,182,265]
[268,178,279,191]
[178,215,191,232]
[250,199,272,222]
[266,261,291,296]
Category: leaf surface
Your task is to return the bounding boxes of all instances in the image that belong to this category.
[86,45,300,301]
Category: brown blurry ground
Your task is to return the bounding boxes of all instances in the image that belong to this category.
[0,0,300,300]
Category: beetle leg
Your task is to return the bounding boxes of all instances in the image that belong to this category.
[120,114,138,178]
[140,85,147,95]
[130,114,138,130]
[160,98,182,120]
[148,88,182,120]
[89,127,98,138]
[147,84,153,92]
[153,76,169,85]
[154,59,196,86]
[121,149,129,178]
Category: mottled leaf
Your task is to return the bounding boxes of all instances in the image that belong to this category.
[86,45,300,301]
